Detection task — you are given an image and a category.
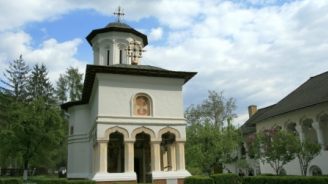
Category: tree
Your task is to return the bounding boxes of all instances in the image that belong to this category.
[0,90,15,166]
[185,91,236,129]
[56,74,68,103]
[250,127,298,175]
[0,61,67,179]
[0,98,65,179]
[185,90,240,175]
[296,139,321,176]
[26,64,55,103]
[55,67,83,103]
[1,55,30,101]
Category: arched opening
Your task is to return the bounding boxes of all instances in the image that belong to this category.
[160,132,176,171]
[286,122,299,137]
[133,94,152,116]
[240,143,246,159]
[319,114,328,150]
[134,132,151,183]
[279,168,287,176]
[248,168,254,176]
[309,165,322,176]
[108,132,124,173]
[302,119,318,144]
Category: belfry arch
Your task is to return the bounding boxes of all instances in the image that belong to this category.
[104,126,129,141]
[134,132,152,183]
[131,127,156,141]
[158,127,181,140]
[108,132,125,173]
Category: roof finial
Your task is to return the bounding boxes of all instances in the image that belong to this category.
[113,6,125,23]
[126,40,146,65]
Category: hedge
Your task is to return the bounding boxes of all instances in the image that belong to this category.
[242,176,328,184]
[0,179,22,184]
[30,179,95,184]
[185,176,213,184]
[211,174,241,184]
[186,175,328,184]
[0,178,95,184]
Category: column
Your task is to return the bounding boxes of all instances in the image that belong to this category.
[176,141,186,171]
[312,121,324,149]
[98,140,108,173]
[124,140,135,172]
[168,143,176,171]
[151,141,161,171]
[99,47,105,65]
[295,124,304,142]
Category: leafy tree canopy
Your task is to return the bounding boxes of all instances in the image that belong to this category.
[185,90,240,175]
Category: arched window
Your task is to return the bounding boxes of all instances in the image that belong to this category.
[133,93,152,116]
[319,114,328,150]
[310,165,322,176]
[70,126,74,135]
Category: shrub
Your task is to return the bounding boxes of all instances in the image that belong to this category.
[185,176,213,184]
[211,174,241,184]
[66,180,95,184]
[242,176,328,184]
[29,178,95,184]
[0,178,22,184]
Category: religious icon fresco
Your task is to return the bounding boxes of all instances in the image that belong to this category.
[134,95,150,116]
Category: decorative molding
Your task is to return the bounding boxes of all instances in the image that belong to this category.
[98,115,185,121]
[152,170,191,180]
[92,172,137,181]
[131,126,156,140]
[103,126,129,141]
[158,126,181,139]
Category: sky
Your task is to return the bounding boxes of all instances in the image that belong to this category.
[0,0,328,126]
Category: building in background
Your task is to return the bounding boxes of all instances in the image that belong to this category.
[229,71,328,176]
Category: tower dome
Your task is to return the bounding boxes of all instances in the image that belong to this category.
[86,11,147,66]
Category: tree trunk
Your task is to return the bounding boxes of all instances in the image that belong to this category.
[303,165,308,176]
[23,159,28,181]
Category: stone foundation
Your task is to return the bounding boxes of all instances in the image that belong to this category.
[95,178,184,184]
[153,179,167,184]
[153,179,184,184]
[178,179,184,184]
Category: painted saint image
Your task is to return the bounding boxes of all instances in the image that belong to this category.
[134,96,150,116]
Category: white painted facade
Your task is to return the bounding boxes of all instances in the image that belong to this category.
[65,21,193,183]
[255,103,328,176]
[226,102,328,176]
[226,70,328,177]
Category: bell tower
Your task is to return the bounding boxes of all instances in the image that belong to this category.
[86,7,147,66]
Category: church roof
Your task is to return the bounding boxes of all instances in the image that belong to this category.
[240,105,274,134]
[61,64,197,110]
[242,70,328,126]
[86,22,148,46]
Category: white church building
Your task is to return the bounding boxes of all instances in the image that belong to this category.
[61,11,196,184]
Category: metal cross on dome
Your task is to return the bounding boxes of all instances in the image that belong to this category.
[126,40,146,65]
[113,6,125,23]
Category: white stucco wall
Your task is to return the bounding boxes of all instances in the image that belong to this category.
[67,72,188,179]
[256,102,328,175]
[67,105,91,178]
[97,73,185,119]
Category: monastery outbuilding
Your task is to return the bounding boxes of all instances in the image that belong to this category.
[61,9,196,184]
[225,70,328,176]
